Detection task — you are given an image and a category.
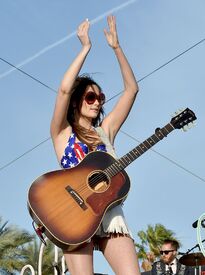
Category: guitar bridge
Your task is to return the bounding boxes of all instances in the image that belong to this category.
[65,185,87,210]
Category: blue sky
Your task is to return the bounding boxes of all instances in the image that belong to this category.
[0,0,205,274]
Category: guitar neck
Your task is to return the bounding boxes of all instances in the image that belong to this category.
[104,123,175,177]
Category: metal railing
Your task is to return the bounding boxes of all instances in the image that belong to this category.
[20,237,108,275]
[20,237,67,275]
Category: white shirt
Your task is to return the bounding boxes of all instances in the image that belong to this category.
[165,258,177,274]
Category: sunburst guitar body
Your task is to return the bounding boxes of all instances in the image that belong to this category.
[28,151,129,250]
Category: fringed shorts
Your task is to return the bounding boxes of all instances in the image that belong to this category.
[92,205,133,250]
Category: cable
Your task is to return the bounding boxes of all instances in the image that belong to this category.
[0,137,51,172]
[120,130,205,183]
[0,127,204,184]
[0,57,57,94]
[1,36,205,99]
[1,36,205,98]
[106,37,205,102]
[0,37,204,179]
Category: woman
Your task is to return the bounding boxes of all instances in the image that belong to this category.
[50,15,140,275]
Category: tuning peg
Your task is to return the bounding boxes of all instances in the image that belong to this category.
[172,108,185,117]
[188,122,194,129]
[182,122,195,132]
[178,108,184,113]
[172,110,180,117]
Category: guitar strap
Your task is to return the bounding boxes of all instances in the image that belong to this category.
[94,128,132,237]
[95,127,117,158]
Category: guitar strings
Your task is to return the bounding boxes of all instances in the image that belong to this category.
[69,124,175,199]
[76,170,110,194]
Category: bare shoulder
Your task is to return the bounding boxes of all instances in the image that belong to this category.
[52,126,72,162]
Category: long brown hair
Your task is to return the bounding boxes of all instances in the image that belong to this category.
[67,74,105,149]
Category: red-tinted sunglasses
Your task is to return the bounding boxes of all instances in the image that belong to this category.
[84,91,106,105]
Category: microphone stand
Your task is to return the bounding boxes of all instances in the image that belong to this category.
[185,244,200,255]
[185,239,205,254]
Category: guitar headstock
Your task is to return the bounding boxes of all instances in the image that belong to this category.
[171,108,197,130]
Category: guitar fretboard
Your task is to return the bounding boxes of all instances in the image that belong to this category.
[104,123,175,178]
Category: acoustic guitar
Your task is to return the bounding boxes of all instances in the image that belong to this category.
[28,108,196,250]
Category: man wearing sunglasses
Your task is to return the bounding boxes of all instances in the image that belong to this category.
[151,239,191,275]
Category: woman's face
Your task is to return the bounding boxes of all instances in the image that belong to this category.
[79,84,104,120]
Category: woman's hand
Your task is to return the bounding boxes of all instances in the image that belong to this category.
[104,15,120,49]
[77,19,91,48]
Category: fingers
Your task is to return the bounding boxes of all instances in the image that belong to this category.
[107,15,116,32]
[104,15,116,37]
[77,18,91,47]
[77,15,118,48]
[78,18,90,33]
[77,18,90,37]
[104,15,119,48]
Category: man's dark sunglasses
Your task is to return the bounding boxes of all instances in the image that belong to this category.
[160,250,175,255]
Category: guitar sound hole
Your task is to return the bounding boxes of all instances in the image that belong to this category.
[88,171,109,193]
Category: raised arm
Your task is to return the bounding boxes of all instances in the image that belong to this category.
[50,19,91,140]
[101,15,139,144]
